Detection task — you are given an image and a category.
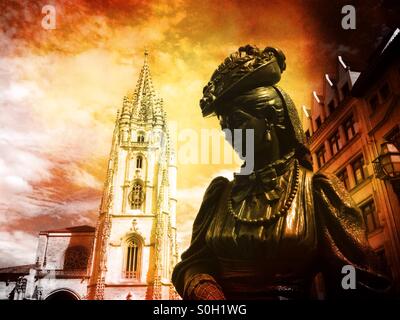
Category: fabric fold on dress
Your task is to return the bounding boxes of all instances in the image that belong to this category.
[312,172,392,298]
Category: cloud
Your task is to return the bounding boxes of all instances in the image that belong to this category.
[68,164,102,189]
[1,175,32,194]
[175,185,208,252]
[0,231,37,268]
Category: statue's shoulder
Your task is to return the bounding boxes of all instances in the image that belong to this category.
[311,171,342,187]
[191,176,230,231]
[202,176,230,203]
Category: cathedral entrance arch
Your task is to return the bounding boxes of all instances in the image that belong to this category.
[45,289,80,300]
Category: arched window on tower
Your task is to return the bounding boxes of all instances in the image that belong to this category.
[123,237,141,279]
[136,155,143,169]
[137,132,145,143]
[129,181,144,210]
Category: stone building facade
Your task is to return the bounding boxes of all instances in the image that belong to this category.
[303,28,400,292]
[87,51,179,300]
[0,226,95,300]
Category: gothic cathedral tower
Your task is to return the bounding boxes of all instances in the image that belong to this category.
[87,52,179,300]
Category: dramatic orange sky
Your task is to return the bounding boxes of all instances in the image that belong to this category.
[0,0,397,267]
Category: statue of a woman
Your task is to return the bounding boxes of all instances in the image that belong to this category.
[172,45,391,299]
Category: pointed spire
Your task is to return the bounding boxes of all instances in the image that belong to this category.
[132,50,156,121]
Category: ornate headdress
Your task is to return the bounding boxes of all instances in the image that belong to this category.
[200,44,312,170]
[200,44,286,117]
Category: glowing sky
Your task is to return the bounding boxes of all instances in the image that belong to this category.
[0,0,397,267]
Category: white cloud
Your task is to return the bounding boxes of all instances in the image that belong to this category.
[2,175,32,193]
[0,231,37,268]
[210,169,235,181]
[68,164,102,190]
[55,198,99,216]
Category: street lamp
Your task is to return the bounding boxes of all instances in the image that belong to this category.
[373,142,400,197]
[374,142,400,180]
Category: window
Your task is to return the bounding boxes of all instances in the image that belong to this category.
[129,182,144,209]
[328,100,335,115]
[360,200,378,233]
[136,155,143,169]
[64,246,89,270]
[337,168,350,190]
[352,155,366,185]
[385,125,400,150]
[124,238,141,279]
[379,83,391,102]
[316,145,326,168]
[341,83,350,99]
[137,132,145,143]
[343,114,356,141]
[376,249,391,278]
[329,130,341,156]
[369,94,379,112]
[315,116,322,129]
[305,129,310,140]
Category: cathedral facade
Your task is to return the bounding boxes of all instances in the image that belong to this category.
[87,52,179,300]
[0,53,179,300]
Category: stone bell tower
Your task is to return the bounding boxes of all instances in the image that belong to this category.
[87,52,179,300]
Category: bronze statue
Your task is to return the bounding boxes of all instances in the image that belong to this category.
[172,45,391,299]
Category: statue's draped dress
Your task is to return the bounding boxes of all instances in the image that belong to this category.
[172,158,390,299]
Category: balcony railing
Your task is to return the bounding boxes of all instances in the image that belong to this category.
[37,269,89,278]
[121,141,149,148]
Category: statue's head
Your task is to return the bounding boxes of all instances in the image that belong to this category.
[200,45,312,170]
[200,44,286,118]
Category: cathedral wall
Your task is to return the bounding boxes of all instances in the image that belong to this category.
[113,148,128,214]
[35,234,47,267]
[105,216,154,285]
[104,285,147,300]
[43,233,94,269]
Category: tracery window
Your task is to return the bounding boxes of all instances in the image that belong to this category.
[64,246,89,270]
[129,182,144,209]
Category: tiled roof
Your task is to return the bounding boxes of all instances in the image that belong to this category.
[40,225,95,234]
[0,264,35,274]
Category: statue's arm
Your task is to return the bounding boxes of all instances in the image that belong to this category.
[172,176,228,300]
[312,172,392,298]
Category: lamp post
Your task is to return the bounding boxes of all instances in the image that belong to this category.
[373,142,400,196]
